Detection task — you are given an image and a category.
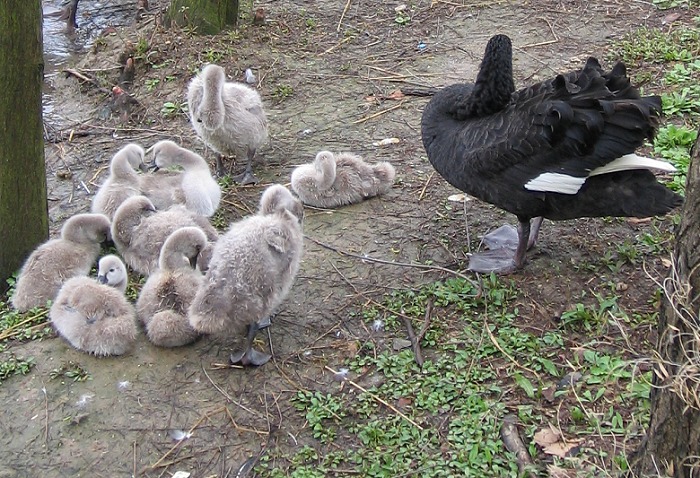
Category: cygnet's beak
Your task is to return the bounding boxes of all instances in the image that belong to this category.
[97,275,108,285]
[146,162,160,172]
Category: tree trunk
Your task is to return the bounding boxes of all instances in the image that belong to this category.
[166,0,240,35]
[629,131,700,477]
[0,0,48,294]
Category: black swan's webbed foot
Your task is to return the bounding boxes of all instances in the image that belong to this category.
[468,218,536,274]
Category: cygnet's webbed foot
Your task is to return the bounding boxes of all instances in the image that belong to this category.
[232,160,259,185]
[230,348,272,366]
[215,154,227,179]
[229,321,271,367]
[257,315,272,329]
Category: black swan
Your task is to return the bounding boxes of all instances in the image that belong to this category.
[421,34,682,273]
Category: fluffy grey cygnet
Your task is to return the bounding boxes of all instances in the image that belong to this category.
[111,195,218,276]
[290,151,395,208]
[187,63,268,183]
[188,184,304,366]
[12,213,111,312]
[50,255,138,356]
[149,140,221,217]
[91,143,146,219]
[136,227,207,347]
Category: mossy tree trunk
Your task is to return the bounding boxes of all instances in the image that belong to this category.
[0,0,48,294]
[629,131,700,477]
[166,0,240,35]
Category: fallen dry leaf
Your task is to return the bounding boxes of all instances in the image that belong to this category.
[534,425,582,458]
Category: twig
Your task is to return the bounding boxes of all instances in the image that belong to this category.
[321,35,355,56]
[133,442,137,478]
[418,172,434,201]
[500,415,537,478]
[337,0,352,32]
[0,310,49,341]
[352,101,405,124]
[324,366,423,429]
[42,385,49,446]
[484,321,541,381]
[64,68,112,95]
[305,235,479,287]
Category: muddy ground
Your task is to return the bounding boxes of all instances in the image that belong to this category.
[0,0,687,476]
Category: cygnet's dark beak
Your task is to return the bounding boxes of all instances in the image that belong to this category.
[97,275,108,284]
[146,162,160,172]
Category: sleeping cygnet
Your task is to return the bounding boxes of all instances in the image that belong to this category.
[50,255,138,356]
[136,227,207,347]
[12,213,111,312]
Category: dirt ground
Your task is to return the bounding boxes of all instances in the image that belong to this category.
[0,0,685,476]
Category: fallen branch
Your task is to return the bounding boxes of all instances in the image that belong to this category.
[500,414,538,478]
[64,68,112,95]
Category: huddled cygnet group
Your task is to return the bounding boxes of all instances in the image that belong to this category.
[11,63,397,366]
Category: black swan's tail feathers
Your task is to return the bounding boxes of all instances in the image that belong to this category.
[548,170,683,220]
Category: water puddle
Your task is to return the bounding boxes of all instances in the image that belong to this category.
[42,0,138,117]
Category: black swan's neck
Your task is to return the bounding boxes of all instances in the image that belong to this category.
[466,34,515,117]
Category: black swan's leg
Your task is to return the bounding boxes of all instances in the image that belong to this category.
[527,217,543,250]
[231,148,259,185]
[468,218,534,273]
[229,321,272,366]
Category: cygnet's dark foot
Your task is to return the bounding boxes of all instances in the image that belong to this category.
[257,316,272,329]
[232,170,259,185]
[230,348,272,366]
[467,249,518,274]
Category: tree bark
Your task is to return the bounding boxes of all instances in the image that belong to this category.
[166,0,240,35]
[629,131,700,477]
[0,0,48,294]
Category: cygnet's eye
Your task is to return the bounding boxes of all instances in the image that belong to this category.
[196,117,203,123]
[109,268,115,273]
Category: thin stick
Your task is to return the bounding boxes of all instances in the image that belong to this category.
[133,442,137,478]
[0,311,49,341]
[325,366,423,429]
[321,35,355,56]
[352,101,405,124]
[484,321,541,381]
[418,172,434,201]
[305,235,479,287]
[42,386,49,445]
[337,0,352,32]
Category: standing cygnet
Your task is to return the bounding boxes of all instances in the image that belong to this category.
[187,63,268,183]
[149,140,221,217]
[91,143,146,218]
[111,196,218,276]
[12,213,111,312]
[136,227,207,347]
[290,151,396,208]
[50,255,138,356]
[188,184,304,366]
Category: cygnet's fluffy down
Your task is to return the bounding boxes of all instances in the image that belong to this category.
[50,255,138,356]
[139,170,185,211]
[111,196,219,276]
[91,144,146,218]
[149,140,221,217]
[187,63,268,184]
[136,227,207,347]
[188,184,304,366]
[290,151,396,208]
[12,213,112,312]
